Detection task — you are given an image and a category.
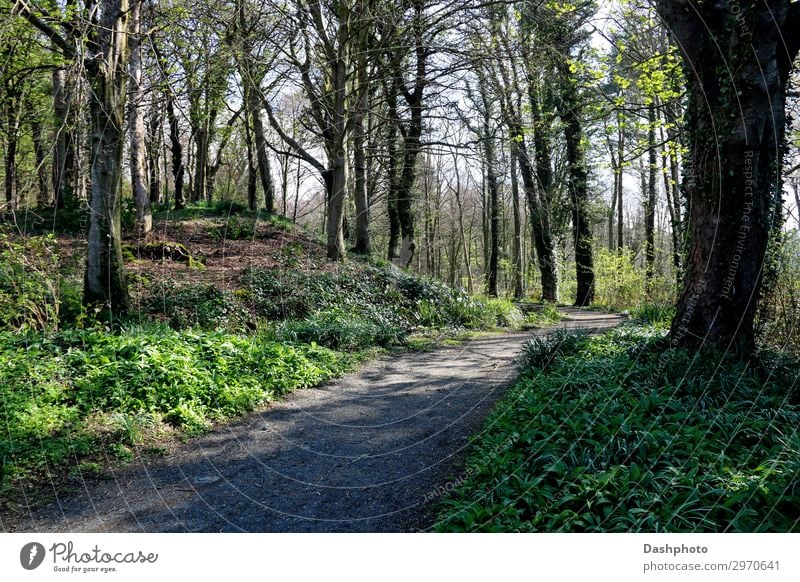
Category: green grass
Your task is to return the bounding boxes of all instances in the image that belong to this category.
[434,322,800,532]
[0,325,351,490]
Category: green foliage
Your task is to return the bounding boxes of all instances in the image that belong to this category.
[517,327,592,370]
[213,199,249,215]
[523,302,563,327]
[272,308,405,349]
[630,303,675,326]
[143,283,250,330]
[758,230,800,356]
[0,232,72,331]
[121,197,137,232]
[208,217,256,241]
[593,248,674,311]
[435,323,800,532]
[242,263,498,334]
[0,326,350,485]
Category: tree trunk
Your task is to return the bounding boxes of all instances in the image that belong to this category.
[658,107,681,288]
[351,49,371,255]
[323,39,348,261]
[165,95,185,209]
[249,97,274,212]
[617,110,625,251]
[52,67,76,209]
[128,0,152,236]
[324,145,348,259]
[656,0,800,357]
[644,102,657,285]
[510,152,524,299]
[147,102,162,205]
[526,62,560,302]
[451,165,473,293]
[245,120,257,211]
[193,125,211,202]
[557,65,595,306]
[31,118,50,206]
[512,139,559,302]
[83,0,131,314]
[386,94,400,260]
[480,87,499,297]
[2,92,20,210]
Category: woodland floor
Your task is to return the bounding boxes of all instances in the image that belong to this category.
[5,308,623,533]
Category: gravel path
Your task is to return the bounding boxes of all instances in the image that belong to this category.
[9,308,623,533]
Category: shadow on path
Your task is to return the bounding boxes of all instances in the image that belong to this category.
[8,308,624,532]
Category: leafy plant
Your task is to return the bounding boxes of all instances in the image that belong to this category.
[0,326,351,489]
[0,232,64,331]
[208,217,257,241]
[434,322,800,532]
[143,282,250,330]
[272,308,406,349]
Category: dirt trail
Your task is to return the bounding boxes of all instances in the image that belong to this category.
[8,308,623,533]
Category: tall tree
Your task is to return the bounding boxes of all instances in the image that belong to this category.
[655,0,800,356]
[17,0,133,312]
[128,0,152,235]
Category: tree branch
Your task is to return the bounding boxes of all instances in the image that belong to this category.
[259,91,325,174]
[13,0,74,58]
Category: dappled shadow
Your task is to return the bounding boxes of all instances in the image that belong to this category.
[9,310,625,533]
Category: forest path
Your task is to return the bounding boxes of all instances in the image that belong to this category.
[10,308,623,533]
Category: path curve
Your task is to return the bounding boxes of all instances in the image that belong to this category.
[8,308,623,533]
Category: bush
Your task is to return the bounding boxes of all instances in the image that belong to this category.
[213,199,249,215]
[242,263,496,333]
[758,230,800,356]
[146,263,524,347]
[209,217,257,241]
[242,268,341,321]
[517,328,591,371]
[630,303,675,326]
[593,248,675,311]
[435,322,800,532]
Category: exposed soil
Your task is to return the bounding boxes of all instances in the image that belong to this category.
[5,308,624,533]
[125,218,330,292]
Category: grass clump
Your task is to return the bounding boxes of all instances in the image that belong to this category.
[434,322,800,532]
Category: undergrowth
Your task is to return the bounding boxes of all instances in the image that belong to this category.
[434,322,800,532]
[0,325,350,492]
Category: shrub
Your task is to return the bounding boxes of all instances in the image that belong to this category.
[213,199,249,215]
[517,328,591,371]
[630,303,675,326]
[482,298,526,329]
[593,248,675,311]
[758,230,800,356]
[209,217,257,241]
[242,268,340,321]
